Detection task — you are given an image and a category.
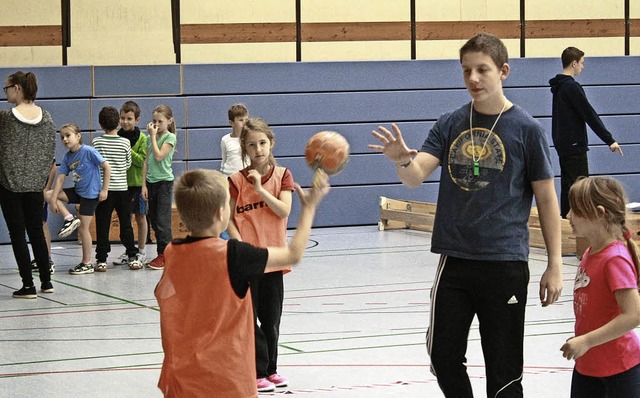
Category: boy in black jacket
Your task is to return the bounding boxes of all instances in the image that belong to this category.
[549,46,623,218]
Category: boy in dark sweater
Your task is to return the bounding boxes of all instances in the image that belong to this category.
[549,46,623,218]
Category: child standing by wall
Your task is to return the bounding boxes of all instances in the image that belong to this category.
[92,106,141,271]
[46,123,111,274]
[227,118,295,392]
[114,101,148,268]
[561,176,640,397]
[156,168,329,397]
[142,104,176,270]
[220,103,249,177]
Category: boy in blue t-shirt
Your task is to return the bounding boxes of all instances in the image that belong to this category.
[45,123,111,275]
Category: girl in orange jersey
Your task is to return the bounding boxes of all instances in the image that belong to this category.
[227,118,295,393]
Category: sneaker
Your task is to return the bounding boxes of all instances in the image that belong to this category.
[128,254,143,270]
[146,254,165,270]
[112,252,128,265]
[13,286,37,299]
[69,262,94,275]
[256,378,276,392]
[58,217,80,237]
[267,374,288,388]
[32,260,55,275]
[41,281,54,293]
[96,262,107,272]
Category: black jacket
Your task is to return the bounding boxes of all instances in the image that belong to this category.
[549,74,615,157]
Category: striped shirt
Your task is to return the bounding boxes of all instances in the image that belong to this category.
[92,134,131,191]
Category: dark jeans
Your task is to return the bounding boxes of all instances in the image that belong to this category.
[0,185,50,286]
[251,271,284,378]
[427,256,529,398]
[147,180,173,255]
[571,363,640,397]
[95,190,138,262]
[559,152,589,218]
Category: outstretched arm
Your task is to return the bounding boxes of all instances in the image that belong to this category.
[368,123,440,188]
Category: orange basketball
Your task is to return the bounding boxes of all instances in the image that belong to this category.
[305,131,350,176]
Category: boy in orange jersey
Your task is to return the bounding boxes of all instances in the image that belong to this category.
[155,168,329,397]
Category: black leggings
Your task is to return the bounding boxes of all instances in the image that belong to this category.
[0,185,50,286]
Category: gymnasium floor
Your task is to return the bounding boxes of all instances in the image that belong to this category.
[0,226,583,397]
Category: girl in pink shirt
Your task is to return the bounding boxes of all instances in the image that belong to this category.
[562,176,640,397]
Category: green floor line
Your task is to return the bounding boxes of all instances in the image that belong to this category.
[54,280,159,312]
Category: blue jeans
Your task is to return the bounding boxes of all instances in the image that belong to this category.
[147,180,173,255]
[571,363,640,397]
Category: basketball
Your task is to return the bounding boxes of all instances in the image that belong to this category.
[305,131,350,176]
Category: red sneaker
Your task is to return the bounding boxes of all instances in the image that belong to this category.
[267,373,288,387]
[256,378,275,392]
[146,254,165,270]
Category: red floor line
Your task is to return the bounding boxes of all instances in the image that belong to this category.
[0,306,153,319]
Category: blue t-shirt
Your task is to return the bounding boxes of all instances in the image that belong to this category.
[59,144,105,199]
[420,103,554,262]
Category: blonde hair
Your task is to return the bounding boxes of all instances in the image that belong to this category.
[60,123,83,144]
[152,104,176,134]
[174,169,228,232]
[240,117,276,168]
[569,176,640,286]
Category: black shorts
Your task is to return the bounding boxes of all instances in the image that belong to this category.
[128,186,147,215]
[63,187,99,216]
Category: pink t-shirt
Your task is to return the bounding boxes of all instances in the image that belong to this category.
[573,240,640,377]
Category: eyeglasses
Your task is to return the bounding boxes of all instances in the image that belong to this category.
[3,85,15,93]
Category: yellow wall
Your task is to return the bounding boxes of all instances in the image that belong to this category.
[180,0,296,63]
[0,0,635,66]
[0,0,61,65]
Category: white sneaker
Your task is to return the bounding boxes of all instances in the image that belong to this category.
[112,252,128,265]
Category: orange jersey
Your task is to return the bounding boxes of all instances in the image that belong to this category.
[229,165,294,272]
[156,238,259,398]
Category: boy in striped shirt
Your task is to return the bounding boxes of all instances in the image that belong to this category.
[92,107,142,272]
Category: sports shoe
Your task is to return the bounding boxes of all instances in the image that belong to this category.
[96,262,107,272]
[69,262,94,275]
[31,259,55,274]
[128,254,144,270]
[13,286,37,299]
[112,252,129,265]
[41,281,54,293]
[58,217,80,237]
[257,378,276,392]
[268,373,288,388]
[146,254,165,270]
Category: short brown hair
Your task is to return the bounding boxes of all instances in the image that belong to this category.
[99,106,119,131]
[120,100,141,119]
[459,32,508,70]
[561,47,584,69]
[228,103,248,122]
[174,169,229,232]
